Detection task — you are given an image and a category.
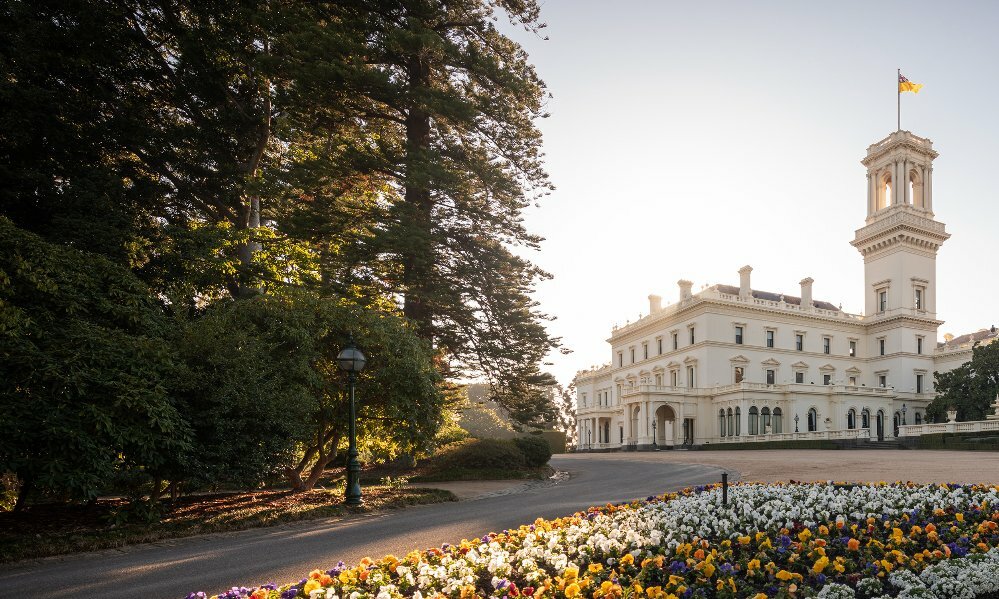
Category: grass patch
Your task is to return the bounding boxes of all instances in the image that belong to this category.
[0,485,455,564]
[410,465,553,483]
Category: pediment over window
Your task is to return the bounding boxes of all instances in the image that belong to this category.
[683,356,698,364]
[729,354,750,363]
[845,366,861,374]
[666,361,681,369]
[652,365,665,373]
[791,361,809,369]
[761,357,781,366]
[819,363,836,372]
[638,370,651,377]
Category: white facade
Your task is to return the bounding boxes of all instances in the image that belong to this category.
[573,131,994,449]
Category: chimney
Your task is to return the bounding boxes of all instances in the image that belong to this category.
[799,277,814,309]
[678,279,693,301]
[648,294,662,314]
[738,265,753,298]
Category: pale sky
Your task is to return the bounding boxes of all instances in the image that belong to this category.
[504,0,999,387]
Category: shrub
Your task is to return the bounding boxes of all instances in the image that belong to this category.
[513,435,552,467]
[435,439,525,470]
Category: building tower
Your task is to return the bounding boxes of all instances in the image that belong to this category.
[852,131,950,406]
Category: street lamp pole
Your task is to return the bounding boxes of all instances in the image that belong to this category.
[794,413,800,433]
[651,420,658,450]
[337,337,367,506]
[902,403,907,425]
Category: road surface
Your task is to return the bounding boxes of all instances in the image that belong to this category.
[0,456,724,599]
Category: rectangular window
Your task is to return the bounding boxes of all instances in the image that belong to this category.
[849,340,857,357]
[672,333,678,350]
[655,373,663,386]
[618,352,623,367]
[630,348,635,363]
[734,367,744,384]
[671,370,678,386]
[766,369,775,385]
[879,339,885,356]
[915,288,923,310]
[687,366,695,388]
[849,376,857,385]
[879,290,887,313]
[766,330,775,348]
[879,375,887,388]
[917,337,923,354]
[916,374,924,393]
[689,327,695,345]
[643,344,648,360]
[823,337,831,354]
[796,334,804,351]
[735,326,743,345]
[657,338,663,355]
[823,374,831,385]
[795,371,804,384]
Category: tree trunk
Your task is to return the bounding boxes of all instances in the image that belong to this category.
[401,53,434,340]
[13,476,33,512]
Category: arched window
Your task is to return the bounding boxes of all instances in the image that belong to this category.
[862,408,870,429]
[727,408,734,436]
[807,408,818,432]
[735,407,742,436]
[909,168,924,208]
[915,412,923,425]
[761,407,771,433]
[773,407,783,433]
[719,409,726,437]
[847,408,856,430]
[749,407,759,435]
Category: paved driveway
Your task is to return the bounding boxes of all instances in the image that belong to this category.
[0,456,725,599]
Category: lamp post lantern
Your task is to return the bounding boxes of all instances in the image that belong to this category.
[794,413,800,433]
[337,337,367,506]
[651,420,658,450]
[902,403,907,425]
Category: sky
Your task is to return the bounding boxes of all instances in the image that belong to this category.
[501,0,999,387]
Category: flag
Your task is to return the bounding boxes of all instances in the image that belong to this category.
[899,73,923,94]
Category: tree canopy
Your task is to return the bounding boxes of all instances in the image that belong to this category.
[929,341,999,422]
[0,0,560,506]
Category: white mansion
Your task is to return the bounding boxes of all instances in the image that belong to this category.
[574,130,997,449]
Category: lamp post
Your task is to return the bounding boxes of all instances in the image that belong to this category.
[586,428,591,450]
[902,403,907,425]
[651,420,658,450]
[794,413,800,433]
[337,337,367,506]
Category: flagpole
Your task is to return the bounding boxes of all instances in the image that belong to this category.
[897,68,901,132]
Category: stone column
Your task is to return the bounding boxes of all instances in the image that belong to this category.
[867,172,875,215]
[903,160,910,205]
[925,167,933,212]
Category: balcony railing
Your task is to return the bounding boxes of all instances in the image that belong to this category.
[898,419,999,437]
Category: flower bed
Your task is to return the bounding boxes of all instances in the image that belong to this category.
[190,482,999,599]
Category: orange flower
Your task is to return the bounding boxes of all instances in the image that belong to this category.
[847,538,861,551]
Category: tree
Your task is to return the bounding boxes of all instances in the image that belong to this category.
[928,341,999,422]
[174,291,445,492]
[0,218,189,508]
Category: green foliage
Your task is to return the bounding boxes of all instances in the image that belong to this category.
[0,218,189,504]
[513,435,552,467]
[176,291,446,490]
[929,341,999,422]
[434,439,526,471]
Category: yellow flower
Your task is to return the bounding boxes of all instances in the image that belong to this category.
[957,513,965,522]
[565,583,580,598]
[798,529,812,542]
[738,535,752,545]
[754,594,768,599]
[303,579,321,595]
[588,563,603,573]
[620,554,635,566]
[776,570,793,581]
[813,556,829,574]
[564,567,579,580]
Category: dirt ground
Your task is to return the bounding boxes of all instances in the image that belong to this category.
[557,449,999,484]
